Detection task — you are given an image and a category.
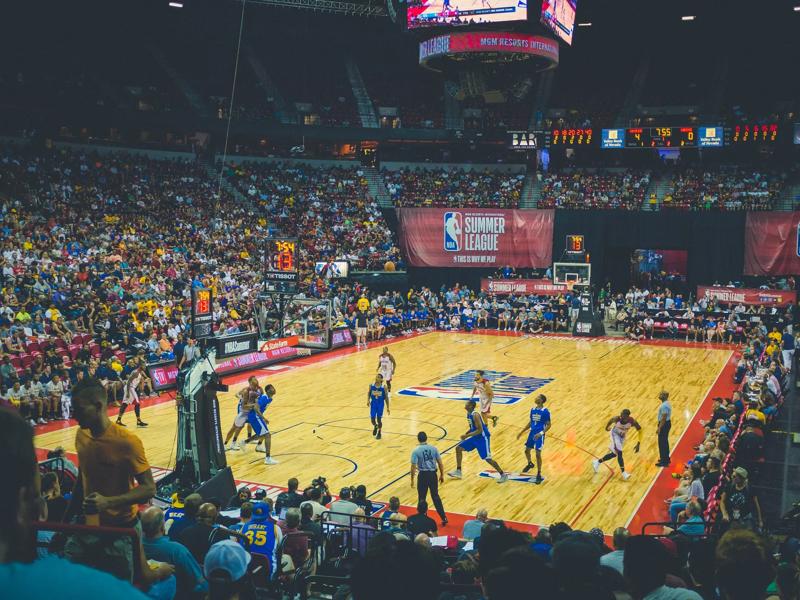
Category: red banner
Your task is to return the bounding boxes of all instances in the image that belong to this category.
[744,212,800,275]
[259,335,299,353]
[696,286,796,307]
[397,208,554,268]
[481,278,567,295]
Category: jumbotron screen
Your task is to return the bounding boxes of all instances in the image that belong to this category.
[407,0,527,29]
[540,0,577,45]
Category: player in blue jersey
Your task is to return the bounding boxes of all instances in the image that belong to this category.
[225,376,260,451]
[516,394,551,484]
[250,385,277,464]
[448,400,508,483]
[247,383,277,465]
[367,373,390,439]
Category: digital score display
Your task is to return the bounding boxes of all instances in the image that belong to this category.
[191,287,214,339]
[265,238,299,294]
[728,123,778,144]
[624,127,697,148]
[551,128,593,146]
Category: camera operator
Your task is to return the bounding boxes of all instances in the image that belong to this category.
[300,477,331,521]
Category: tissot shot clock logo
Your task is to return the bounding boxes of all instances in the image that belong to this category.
[444,212,463,251]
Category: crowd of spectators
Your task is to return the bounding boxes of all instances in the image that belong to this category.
[538,169,652,210]
[0,147,402,425]
[662,169,785,211]
[384,168,525,208]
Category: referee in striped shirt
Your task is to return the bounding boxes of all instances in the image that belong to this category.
[410,431,448,527]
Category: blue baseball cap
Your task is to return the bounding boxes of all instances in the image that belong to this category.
[204,540,251,581]
[251,501,272,522]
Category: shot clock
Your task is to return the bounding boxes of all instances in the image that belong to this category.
[191,287,214,339]
[265,238,299,294]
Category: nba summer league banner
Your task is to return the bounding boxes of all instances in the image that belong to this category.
[397,208,554,268]
[744,211,800,276]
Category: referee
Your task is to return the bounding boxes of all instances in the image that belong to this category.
[656,390,672,467]
[410,431,448,527]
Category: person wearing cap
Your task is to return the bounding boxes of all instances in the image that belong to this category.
[164,491,187,535]
[204,540,252,600]
[141,506,208,598]
[329,487,359,525]
[239,501,282,578]
[720,466,763,530]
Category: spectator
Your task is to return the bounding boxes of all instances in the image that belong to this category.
[599,527,629,574]
[299,487,327,522]
[624,535,703,599]
[229,502,252,533]
[329,487,359,525]
[169,494,203,540]
[274,478,304,515]
[715,529,775,600]
[40,471,67,522]
[462,508,489,540]
[720,467,763,530]
[407,501,438,537]
[676,500,706,537]
[177,503,230,564]
[350,508,377,557]
[203,540,252,600]
[238,501,281,577]
[278,508,309,573]
[350,538,440,600]
[141,506,208,598]
[0,408,149,598]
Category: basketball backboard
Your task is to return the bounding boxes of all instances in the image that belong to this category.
[553,262,591,286]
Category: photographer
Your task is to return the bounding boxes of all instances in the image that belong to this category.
[300,478,330,521]
[304,476,332,505]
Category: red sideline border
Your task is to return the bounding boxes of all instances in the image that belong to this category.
[34,328,740,538]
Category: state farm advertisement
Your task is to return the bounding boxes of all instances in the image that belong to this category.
[697,286,796,307]
[397,208,553,268]
[481,278,567,296]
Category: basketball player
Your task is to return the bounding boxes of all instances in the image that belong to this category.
[225,376,260,451]
[116,362,147,428]
[367,373,390,440]
[249,384,277,465]
[591,409,642,480]
[448,400,508,483]
[377,346,397,399]
[516,394,550,483]
[253,384,277,462]
[471,370,498,427]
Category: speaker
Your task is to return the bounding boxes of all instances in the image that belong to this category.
[195,467,237,505]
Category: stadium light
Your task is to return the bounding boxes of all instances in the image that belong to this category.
[681,15,696,21]
[169,1,183,7]
[577,22,592,27]
[794,5,800,11]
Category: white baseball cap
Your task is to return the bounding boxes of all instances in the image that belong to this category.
[204,540,251,581]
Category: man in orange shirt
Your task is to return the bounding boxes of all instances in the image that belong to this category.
[65,377,160,582]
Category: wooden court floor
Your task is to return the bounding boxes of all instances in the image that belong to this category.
[35,332,732,532]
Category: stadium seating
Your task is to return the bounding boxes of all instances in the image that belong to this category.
[384,167,525,208]
[538,169,652,210]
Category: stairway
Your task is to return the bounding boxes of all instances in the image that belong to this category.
[615,54,650,128]
[147,43,212,118]
[443,81,464,130]
[643,173,672,211]
[363,165,392,207]
[345,58,379,129]
[246,45,297,125]
[200,157,254,213]
[519,173,541,208]
[529,70,555,130]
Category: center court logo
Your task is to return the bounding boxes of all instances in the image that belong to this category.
[444,211,462,251]
[398,369,553,405]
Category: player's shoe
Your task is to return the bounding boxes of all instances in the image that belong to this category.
[226,443,239,451]
[136,420,148,428]
[534,475,544,484]
[376,431,382,440]
[255,444,266,453]
[264,456,279,465]
[522,463,535,473]
[116,419,126,427]
[447,469,462,479]
[236,441,246,452]
[592,459,600,473]
[621,471,631,481]
[497,473,508,483]
[372,424,378,436]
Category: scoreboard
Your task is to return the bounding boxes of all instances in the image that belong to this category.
[191,287,214,340]
[264,238,299,294]
[598,124,779,149]
[624,127,696,148]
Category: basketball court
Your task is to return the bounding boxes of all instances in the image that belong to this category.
[34,330,737,534]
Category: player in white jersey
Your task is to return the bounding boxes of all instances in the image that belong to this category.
[471,370,498,427]
[116,364,147,428]
[225,376,260,451]
[376,346,397,399]
[591,409,642,480]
